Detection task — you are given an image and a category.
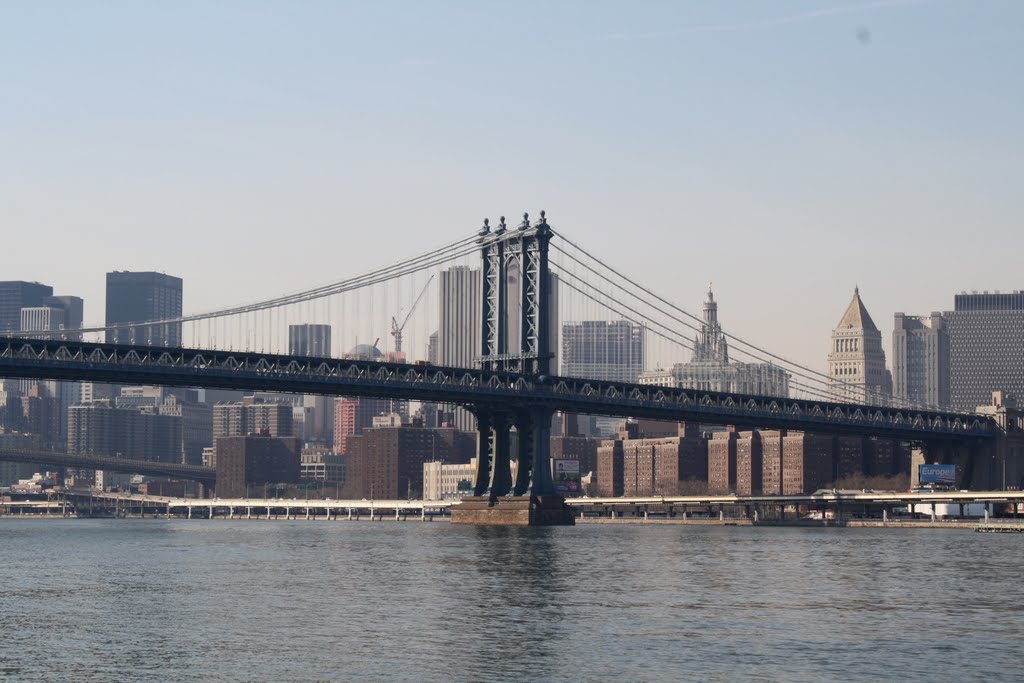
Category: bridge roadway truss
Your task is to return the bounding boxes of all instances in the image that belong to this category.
[0,336,996,456]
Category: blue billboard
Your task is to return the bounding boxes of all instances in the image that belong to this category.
[919,464,957,485]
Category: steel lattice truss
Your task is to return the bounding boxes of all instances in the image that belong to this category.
[477,212,554,376]
[0,337,996,441]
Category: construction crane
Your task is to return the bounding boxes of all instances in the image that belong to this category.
[390,275,434,354]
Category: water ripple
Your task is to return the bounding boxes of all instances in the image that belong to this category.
[0,520,1020,682]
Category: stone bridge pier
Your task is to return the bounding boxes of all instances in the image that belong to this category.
[452,405,573,526]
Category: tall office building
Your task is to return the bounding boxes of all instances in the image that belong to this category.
[288,324,332,357]
[892,312,950,408]
[437,266,481,369]
[17,296,83,340]
[827,287,892,404]
[436,266,481,432]
[45,296,84,335]
[19,307,64,336]
[288,324,333,445]
[105,271,182,346]
[563,319,644,436]
[638,286,789,397]
[426,331,439,365]
[562,320,645,383]
[0,281,53,333]
[945,291,1024,412]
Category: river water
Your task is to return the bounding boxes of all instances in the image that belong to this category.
[0,520,1020,682]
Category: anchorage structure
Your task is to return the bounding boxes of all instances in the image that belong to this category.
[472,211,556,499]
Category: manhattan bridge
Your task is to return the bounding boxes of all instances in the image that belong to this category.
[0,212,1003,498]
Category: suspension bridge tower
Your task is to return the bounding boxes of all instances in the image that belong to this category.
[451,211,574,526]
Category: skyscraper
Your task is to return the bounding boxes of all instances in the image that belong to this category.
[562,319,645,436]
[43,296,84,339]
[289,324,334,445]
[562,320,645,383]
[827,287,892,404]
[288,324,332,357]
[105,271,183,346]
[436,266,481,369]
[436,266,481,432]
[945,291,1024,412]
[892,312,950,408]
[19,307,65,337]
[426,331,439,365]
[0,281,52,333]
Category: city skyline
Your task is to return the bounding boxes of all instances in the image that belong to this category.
[2,1,1021,372]
[3,4,1023,679]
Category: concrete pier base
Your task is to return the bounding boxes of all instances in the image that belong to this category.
[451,495,575,526]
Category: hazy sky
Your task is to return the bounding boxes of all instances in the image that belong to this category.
[2,0,1021,371]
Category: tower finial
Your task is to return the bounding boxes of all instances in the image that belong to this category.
[479,217,490,235]
[854,284,860,297]
[520,212,530,230]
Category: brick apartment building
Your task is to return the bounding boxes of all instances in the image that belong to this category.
[215,434,301,498]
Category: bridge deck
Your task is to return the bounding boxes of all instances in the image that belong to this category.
[0,337,995,441]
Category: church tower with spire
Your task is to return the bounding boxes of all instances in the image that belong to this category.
[828,286,893,404]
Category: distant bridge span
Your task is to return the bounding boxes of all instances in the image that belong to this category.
[0,448,216,485]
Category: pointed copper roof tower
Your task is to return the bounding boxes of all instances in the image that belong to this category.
[835,285,878,332]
